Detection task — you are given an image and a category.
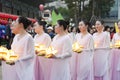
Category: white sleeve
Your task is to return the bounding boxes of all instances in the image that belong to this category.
[19,37,35,61]
[104,33,110,48]
[44,35,52,47]
[56,38,72,59]
[87,36,94,50]
[111,34,116,47]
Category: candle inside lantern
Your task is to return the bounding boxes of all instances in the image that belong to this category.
[114,40,120,48]
[0,46,8,60]
[94,43,97,48]
[35,44,47,56]
[6,50,19,65]
[45,46,57,58]
[72,42,83,53]
[8,50,19,61]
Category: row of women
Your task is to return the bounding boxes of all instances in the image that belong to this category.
[2,16,120,80]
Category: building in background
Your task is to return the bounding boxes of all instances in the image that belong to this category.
[0,0,39,18]
[103,0,120,26]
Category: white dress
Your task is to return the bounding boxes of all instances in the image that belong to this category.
[75,33,94,80]
[2,33,35,80]
[50,34,72,80]
[34,33,51,80]
[93,32,110,80]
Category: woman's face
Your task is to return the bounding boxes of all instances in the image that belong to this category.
[95,21,103,32]
[55,23,63,34]
[78,21,87,33]
[72,27,76,33]
[118,21,120,29]
[34,22,43,34]
[11,18,21,34]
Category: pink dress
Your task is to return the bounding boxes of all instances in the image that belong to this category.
[2,33,35,80]
[110,33,120,80]
[71,33,94,80]
[50,34,72,80]
[34,33,51,80]
[93,32,110,80]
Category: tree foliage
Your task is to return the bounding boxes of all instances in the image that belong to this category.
[18,0,52,7]
[64,0,115,21]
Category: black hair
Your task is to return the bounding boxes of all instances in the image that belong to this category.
[70,27,76,32]
[38,20,47,31]
[65,20,70,31]
[57,20,67,30]
[18,16,32,29]
[104,25,110,31]
[8,18,13,21]
[79,19,91,27]
[96,19,104,25]
[78,19,91,32]
[110,27,116,33]
[70,27,74,32]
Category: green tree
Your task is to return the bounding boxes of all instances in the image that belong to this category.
[64,0,115,21]
[57,7,70,20]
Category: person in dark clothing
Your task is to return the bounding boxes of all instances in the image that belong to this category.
[5,18,13,49]
[0,29,2,46]
[47,26,55,39]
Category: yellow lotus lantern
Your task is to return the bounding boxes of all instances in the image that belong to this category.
[6,50,19,65]
[114,41,120,48]
[0,46,8,60]
[94,43,97,48]
[35,44,47,56]
[72,42,83,53]
[45,46,57,58]
[110,43,113,48]
[8,50,19,61]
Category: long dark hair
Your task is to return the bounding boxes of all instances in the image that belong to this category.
[18,16,32,29]
[57,20,67,30]
[96,19,104,25]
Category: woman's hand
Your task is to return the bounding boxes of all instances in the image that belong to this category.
[6,60,15,65]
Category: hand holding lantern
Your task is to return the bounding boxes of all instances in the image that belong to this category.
[0,46,8,61]
[45,46,57,58]
[72,42,83,53]
[114,41,120,49]
[35,44,46,56]
[6,50,19,65]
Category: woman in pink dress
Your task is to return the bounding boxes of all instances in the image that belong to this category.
[2,16,35,80]
[93,20,110,80]
[71,19,94,80]
[49,20,72,80]
[33,20,51,80]
[110,20,120,80]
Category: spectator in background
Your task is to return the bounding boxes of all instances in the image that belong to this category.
[0,24,6,46]
[104,25,111,33]
[110,27,115,40]
[0,26,2,46]
[69,27,76,43]
[5,18,13,49]
[47,26,55,39]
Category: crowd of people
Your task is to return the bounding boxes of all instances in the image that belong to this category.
[1,16,120,80]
